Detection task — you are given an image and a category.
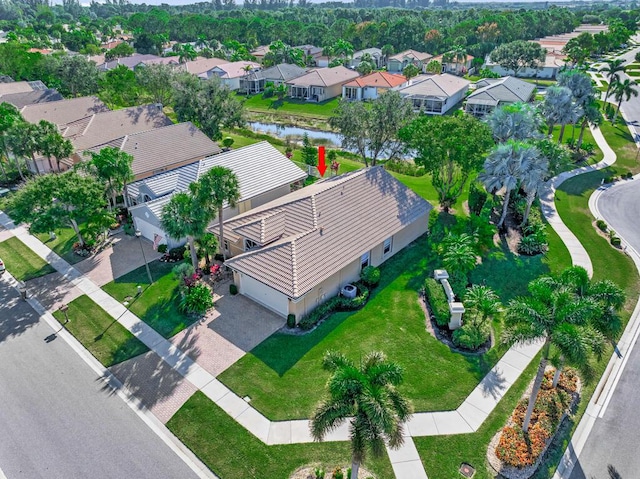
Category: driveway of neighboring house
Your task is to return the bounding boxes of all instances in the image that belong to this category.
[170,280,286,377]
[25,272,84,310]
[75,233,163,286]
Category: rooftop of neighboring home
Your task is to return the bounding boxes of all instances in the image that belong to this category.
[0,89,63,109]
[27,48,53,55]
[431,53,475,63]
[224,167,432,299]
[389,49,433,63]
[243,63,308,82]
[467,76,536,106]
[211,61,261,79]
[183,57,229,76]
[97,54,178,71]
[343,71,407,89]
[0,80,47,95]
[353,47,383,58]
[251,45,271,59]
[130,141,306,216]
[535,24,608,52]
[101,40,124,50]
[293,44,323,57]
[81,122,221,179]
[286,66,360,87]
[59,104,173,152]
[397,73,470,98]
[21,96,109,125]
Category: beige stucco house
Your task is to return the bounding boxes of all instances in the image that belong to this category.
[224,167,432,319]
[286,66,360,102]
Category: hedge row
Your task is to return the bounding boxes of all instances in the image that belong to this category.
[298,282,370,330]
[424,278,450,327]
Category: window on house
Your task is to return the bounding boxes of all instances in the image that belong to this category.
[361,251,370,270]
[245,239,258,251]
[383,237,392,256]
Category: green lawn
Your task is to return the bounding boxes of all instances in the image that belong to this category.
[102,260,196,338]
[242,94,340,119]
[34,227,84,265]
[168,392,393,479]
[52,295,149,367]
[551,124,602,166]
[0,237,55,281]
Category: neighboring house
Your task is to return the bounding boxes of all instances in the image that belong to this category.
[465,76,536,117]
[128,141,307,246]
[21,96,109,126]
[74,122,222,181]
[485,51,567,79]
[0,80,47,96]
[224,167,432,318]
[251,45,271,63]
[183,57,229,77]
[396,74,470,115]
[294,45,324,64]
[287,66,360,102]
[386,49,433,74]
[238,63,308,94]
[97,54,177,72]
[349,48,384,69]
[342,72,408,101]
[430,53,474,75]
[207,61,261,90]
[0,89,62,108]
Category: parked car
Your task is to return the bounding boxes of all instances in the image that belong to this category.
[0,258,5,274]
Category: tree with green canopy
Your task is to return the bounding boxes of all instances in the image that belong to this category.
[83,147,134,209]
[612,78,638,125]
[490,40,546,76]
[600,59,625,105]
[484,102,543,143]
[0,102,26,181]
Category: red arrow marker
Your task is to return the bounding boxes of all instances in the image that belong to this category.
[317,145,327,177]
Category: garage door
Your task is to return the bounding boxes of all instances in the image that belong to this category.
[240,274,289,317]
[134,217,166,245]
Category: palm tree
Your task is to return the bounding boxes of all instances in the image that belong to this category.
[542,86,583,143]
[600,59,625,104]
[440,232,477,275]
[504,271,605,432]
[161,192,211,270]
[479,141,538,228]
[519,152,548,227]
[381,44,394,64]
[196,166,240,261]
[37,120,70,172]
[6,122,41,175]
[311,351,412,479]
[576,99,603,150]
[84,147,134,209]
[484,102,543,143]
[463,285,502,328]
[178,43,197,64]
[0,102,25,181]
[612,78,638,125]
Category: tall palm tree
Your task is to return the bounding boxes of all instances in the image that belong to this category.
[479,141,538,228]
[311,351,412,479]
[84,147,134,209]
[600,59,625,104]
[612,78,638,125]
[37,120,70,172]
[519,152,548,227]
[484,102,543,143]
[542,85,583,143]
[196,166,240,261]
[6,122,41,175]
[161,192,211,270]
[576,99,603,150]
[504,271,605,432]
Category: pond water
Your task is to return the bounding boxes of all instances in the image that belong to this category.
[247,121,342,146]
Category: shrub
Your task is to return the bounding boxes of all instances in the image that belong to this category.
[383,158,426,177]
[332,468,344,479]
[610,236,622,247]
[452,322,490,350]
[448,270,467,300]
[518,233,548,255]
[287,314,296,328]
[222,137,234,149]
[299,283,370,330]
[360,265,380,287]
[169,246,186,261]
[157,244,168,253]
[179,283,214,315]
[314,468,325,479]
[466,213,497,253]
[229,283,238,295]
[596,219,608,232]
[468,181,488,216]
[424,278,450,327]
[173,263,195,285]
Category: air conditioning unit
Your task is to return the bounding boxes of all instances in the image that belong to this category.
[341,284,357,299]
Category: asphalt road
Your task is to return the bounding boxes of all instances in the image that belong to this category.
[569,182,640,479]
[0,279,200,479]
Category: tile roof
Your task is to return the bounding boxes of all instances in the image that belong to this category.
[0,81,35,95]
[210,61,261,79]
[183,57,228,75]
[286,66,360,87]
[244,64,308,82]
[468,76,536,105]
[0,89,62,108]
[353,48,383,59]
[60,104,173,152]
[431,53,475,63]
[397,74,470,98]
[343,71,407,88]
[389,49,433,62]
[225,167,432,299]
[21,96,109,125]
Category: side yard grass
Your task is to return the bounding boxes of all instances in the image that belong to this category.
[167,391,394,479]
[102,260,195,338]
[52,295,149,367]
[242,94,340,119]
[0,237,55,281]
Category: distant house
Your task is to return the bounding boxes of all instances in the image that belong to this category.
[294,44,324,65]
[0,89,62,109]
[349,48,384,69]
[0,80,48,96]
[396,74,470,115]
[97,54,171,72]
[465,76,536,117]
[21,96,109,126]
[224,167,432,318]
[128,142,307,247]
[183,57,229,78]
[251,45,271,63]
[238,64,308,94]
[75,122,222,181]
[286,66,360,102]
[386,49,433,74]
[430,53,475,75]
[207,61,261,90]
[485,51,567,79]
[342,72,408,101]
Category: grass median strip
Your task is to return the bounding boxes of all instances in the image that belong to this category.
[52,295,149,367]
[0,237,55,281]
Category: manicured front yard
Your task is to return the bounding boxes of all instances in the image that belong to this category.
[52,295,149,367]
[167,392,394,479]
[0,237,55,281]
[35,227,85,265]
[102,260,196,338]
[242,94,340,119]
